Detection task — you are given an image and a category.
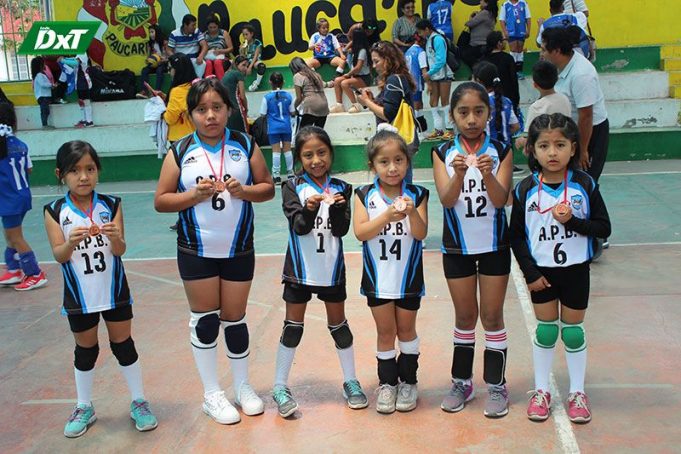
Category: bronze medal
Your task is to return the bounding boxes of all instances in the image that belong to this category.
[323,192,335,205]
[465,154,478,168]
[89,224,100,237]
[555,202,571,217]
[215,181,226,193]
[393,197,407,212]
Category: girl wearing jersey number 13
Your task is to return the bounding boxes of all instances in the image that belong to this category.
[510,113,610,423]
[154,77,274,425]
[354,131,429,414]
[432,82,513,418]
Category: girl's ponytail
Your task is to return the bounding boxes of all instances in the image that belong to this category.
[492,76,504,136]
[0,103,17,160]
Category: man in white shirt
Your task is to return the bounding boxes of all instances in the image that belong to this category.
[563,0,589,16]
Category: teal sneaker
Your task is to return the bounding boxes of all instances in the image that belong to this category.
[130,399,158,431]
[343,379,368,409]
[64,403,96,438]
[272,385,298,418]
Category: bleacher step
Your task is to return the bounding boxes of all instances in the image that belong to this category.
[662,58,681,71]
[661,45,681,59]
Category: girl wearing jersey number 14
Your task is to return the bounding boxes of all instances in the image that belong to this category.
[154,78,274,425]
[510,113,610,424]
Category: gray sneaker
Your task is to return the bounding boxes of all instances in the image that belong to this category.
[375,384,397,414]
[396,383,418,412]
[343,379,368,409]
[441,379,475,413]
[484,384,509,418]
[272,385,298,418]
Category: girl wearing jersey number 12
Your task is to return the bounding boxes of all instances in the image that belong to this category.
[154,78,274,425]
[510,113,610,423]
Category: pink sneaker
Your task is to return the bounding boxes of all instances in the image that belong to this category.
[527,389,551,421]
[15,271,48,291]
[0,269,23,285]
[567,392,591,423]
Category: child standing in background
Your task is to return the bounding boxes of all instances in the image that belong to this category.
[499,0,531,79]
[74,53,94,128]
[31,56,55,129]
[260,72,296,184]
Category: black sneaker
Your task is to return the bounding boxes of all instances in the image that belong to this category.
[513,165,523,173]
[169,222,178,231]
[273,176,281,184]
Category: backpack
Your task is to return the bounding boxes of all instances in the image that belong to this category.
[430,31,460,73]
[542,14,593,61]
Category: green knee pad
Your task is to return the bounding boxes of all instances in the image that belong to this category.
[534,320,559,348]
[561,323,586,352]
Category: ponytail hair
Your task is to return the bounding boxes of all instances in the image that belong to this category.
[0,102,17,160]
[473,61,504,137]
[270,71,284,99]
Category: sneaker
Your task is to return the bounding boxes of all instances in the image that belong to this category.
[441,379,474,413]
[513,165,524,173]
[64,403,96,438]
[567,392,591,423]
[130,399,158,431]
[235,382,264,416]
[273,176,281,184]
[15,271,47,291]
[375,384,397,414]
[517,72,526,80]
[84,122,95,128]
[203,390,240,424]
[484,384,509,418]
[347,103,362,114]
[343,379,368,409]
[527,390,551,421]
[425,130,444,141]
[272,384,298,418]
[324,80,335,88]
[329,103,345,114]
[395,383,418,412]
[441,130,455,141]
[603,239,610,249]
[0,269,23,285]
[136,91,149,99]
[56,98,67,104]
[169,222,179,231]
[248,81,260,92]
[74,120,87,128]
[42,125,56,130]
[286,173,295,181]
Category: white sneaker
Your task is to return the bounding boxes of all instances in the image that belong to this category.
[396,383,418,412]
[248,81,260,92]
[203,390,240,424]
[235,383,264,416]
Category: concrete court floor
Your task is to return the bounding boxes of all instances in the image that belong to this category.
[0,160,680,453]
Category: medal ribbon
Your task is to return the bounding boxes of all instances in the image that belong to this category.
[376,179,403,205]
[200,134,226,184]
[537,169,568,214]
[71,193,96,226]
[308,174,330,194]
[460,136,482,155]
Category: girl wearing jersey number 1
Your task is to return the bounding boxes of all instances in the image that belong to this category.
[354,131,429,414]
[154,78,274,425]
[44,141,158,437]
[272,126,368,418]
[510,113,610,423]
[432,82,513,418]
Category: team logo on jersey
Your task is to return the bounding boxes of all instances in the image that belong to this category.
[99,212,111,224]
[62,216,72,226]
[229,150,242,162]
[571,195,583,210]
[527,201,538,212]
[183,156,198,166]
[369,200,377,209]
[491,156,499,169]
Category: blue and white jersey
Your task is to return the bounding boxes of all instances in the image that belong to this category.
[434,135,510,255]
[427,0,454,40]
[173,129,255,258]
[44,193,131,315]
[0,135,32,216]
[488,93,519,147]
[356,180,428,299]
[260,90,295,135]
[500,0,531,38]
[309,32,340,59]
[282,174,352,287]
[404,44,428,92]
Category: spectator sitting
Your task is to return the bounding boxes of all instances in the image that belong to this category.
[392,0,421,53]
[329,27,372,114]
[307,18,347,76]
[167,14,207,78]
[239,24,267,92]
[203,14,233,80]
[163,53,197,143]
[137,24,169,99]
[344,19,381,54]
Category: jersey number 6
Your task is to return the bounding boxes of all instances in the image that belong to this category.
[212,193,225,211]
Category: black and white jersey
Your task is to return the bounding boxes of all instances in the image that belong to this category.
[44,193,132,315]
[434,135,511,255]
[173,130,255,258]
[356,180,429,299]
[281,174,352,287]
[510,170,611,283]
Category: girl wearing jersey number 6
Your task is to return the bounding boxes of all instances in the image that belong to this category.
[432,82,513,418]
[154,78,274,425]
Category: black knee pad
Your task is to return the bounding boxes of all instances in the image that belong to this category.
[110,337,139,367]
[416,116,428,133]
[256,62,266,75]
[189,310,220,348]
[74,344,99,371]
[397,353,419,385]
[377,357,399,386]
[280,320,304,348]
[483,348,507,386]
[328,320,353,349]
[451,343,475,380]
[222,317,250,359]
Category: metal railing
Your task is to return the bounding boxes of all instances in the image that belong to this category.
[0,0,51,82]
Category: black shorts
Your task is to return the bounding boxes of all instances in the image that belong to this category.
[177,250,255,281]
[315,57,334,66]
[443,249,511,279]
[67,304,133,333]
[283,282,347,304]
[367,296,421,311]
[77,89,90,100]
[530,262,590,310]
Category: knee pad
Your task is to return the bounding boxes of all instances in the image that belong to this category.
[561,323,586,352]
[535,320,559,349]
[74,344,99,371]
[256,62,266,75]
[483,348,507,386]
[110,337,138,367]
[397,352,419,385]
[328,320,353,349]
[189,310,220,349]
[280,320,304,348]
[222,317,249,359]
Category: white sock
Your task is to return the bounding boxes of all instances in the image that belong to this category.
[376,349,397,360]
[254,74,263,86]
[284,151,294,174]
[443,106,454,129]
[432,108,443,131]
[518,52,524,63]
[191,345,221,397]
[272,152,281,177]
[274,343,296,386]
[439,107,450,130]
[532,343,556,392]
[74,368,95,406]
[229,356,249,391]
[83,100,92,122]
[336,346,357,382]
[398,336,420,355]
[510,51,518,62]
[119,360,145,401]
[566,348,587,393]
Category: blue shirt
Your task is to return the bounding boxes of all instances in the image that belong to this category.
[488,93,518,146]
[168,27,205,58]
[427,0,454,40]
[404,44,427,92]
[0,136,32,216]
[500,1,531,38]
[262,90,294,135]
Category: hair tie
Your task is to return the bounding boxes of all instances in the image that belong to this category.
[493,77,501,84]
[0,124,13,137]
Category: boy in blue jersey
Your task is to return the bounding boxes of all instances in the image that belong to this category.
[499,0,531,78]
[404,33,429,134]
[260,72,296,183]
[427,0,455,42]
